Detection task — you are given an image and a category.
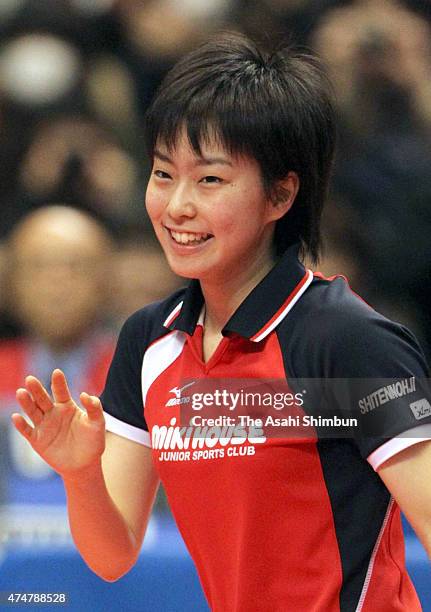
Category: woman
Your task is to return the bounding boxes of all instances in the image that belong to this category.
[12,32,431,611]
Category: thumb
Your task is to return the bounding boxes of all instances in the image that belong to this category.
[80,393,105,423]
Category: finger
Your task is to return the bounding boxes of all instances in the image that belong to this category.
[10,412,34,442]
[51,369,72,404]
[25,376,53,413]
[80,393,105,423]
[16,388,44,426]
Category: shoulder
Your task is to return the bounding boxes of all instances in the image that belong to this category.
[277,274,429,378]
[278,274,379,350]
[293,274,387,341]
[100,287,188,432]
[119,287,187,348]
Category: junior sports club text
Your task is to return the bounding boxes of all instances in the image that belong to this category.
[153,415,358,462]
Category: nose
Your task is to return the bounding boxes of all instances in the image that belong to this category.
[166,182,196,222]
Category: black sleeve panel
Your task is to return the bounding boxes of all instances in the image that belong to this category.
[277,276,431,458]
[100,291,185,432]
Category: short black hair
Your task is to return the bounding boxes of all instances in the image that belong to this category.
[145,31,336,263]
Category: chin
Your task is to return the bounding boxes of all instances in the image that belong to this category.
[166,259,209,281]
[169,265,203,280]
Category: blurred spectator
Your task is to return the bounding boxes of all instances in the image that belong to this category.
[0,6,143,238]
[5,115,142,238]
[115,0,231,62]
[0,28,87,234]
[111,0,233,115]
[0,206,115,504]
[312,0,431,357]
[313,0,431,130]
[85,54,140,139]
[233,0,344,46]
[0,33,81,108]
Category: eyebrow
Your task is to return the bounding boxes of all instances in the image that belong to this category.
[154,149,232,167]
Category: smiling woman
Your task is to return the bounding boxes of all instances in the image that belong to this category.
[144,33,335,265]
[11,31,431,612]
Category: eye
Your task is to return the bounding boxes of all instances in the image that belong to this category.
[154,170,172,179]
[200,176,223,184]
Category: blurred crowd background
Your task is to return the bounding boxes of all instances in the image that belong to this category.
[0,0,430,531]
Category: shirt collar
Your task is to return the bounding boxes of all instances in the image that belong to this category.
[163,243,313,342]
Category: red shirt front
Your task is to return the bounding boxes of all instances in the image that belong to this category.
[101,244,430,611]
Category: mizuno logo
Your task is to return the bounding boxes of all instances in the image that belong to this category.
[165,381,195,407]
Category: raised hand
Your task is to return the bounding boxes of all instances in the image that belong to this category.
[11,369,106,479]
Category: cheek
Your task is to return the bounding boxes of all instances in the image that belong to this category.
[145,185,165,222]
[215,190,265,238]
[208,195,241,235]
[214,211,236,234]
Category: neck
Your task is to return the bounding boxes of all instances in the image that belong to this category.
[200,248,276,334]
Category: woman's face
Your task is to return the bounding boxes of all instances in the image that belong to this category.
[146,130,282,284]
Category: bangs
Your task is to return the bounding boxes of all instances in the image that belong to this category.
[146,65,266,161]
[146,89,255,161]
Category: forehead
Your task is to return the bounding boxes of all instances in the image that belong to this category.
[155,125,228,157]
[154,126,261,173]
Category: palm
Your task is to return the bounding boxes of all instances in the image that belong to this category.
[32,401,104,473]
[12,370,106,478]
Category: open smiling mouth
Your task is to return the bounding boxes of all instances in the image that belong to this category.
[168,229,213,246]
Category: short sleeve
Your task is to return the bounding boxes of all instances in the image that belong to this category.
[100,312,150,447]
[325,310,431,468]
[277,277,431,470]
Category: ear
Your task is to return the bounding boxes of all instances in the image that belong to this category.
[267,172,300,222]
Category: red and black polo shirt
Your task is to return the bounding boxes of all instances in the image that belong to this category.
[101,243,431,612]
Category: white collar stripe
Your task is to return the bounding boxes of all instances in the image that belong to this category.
[163,301,183,328]
[251,269,314,342]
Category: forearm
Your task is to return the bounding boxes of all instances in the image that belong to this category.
[378,440,431,561]
[63,462,140,581]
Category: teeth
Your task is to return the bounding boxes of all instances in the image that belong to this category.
[170,230,210,245]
